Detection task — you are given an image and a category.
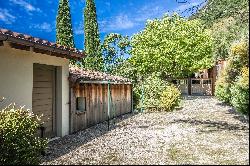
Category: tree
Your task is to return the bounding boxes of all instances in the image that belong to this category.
[191,0,249,28]
[190,0,249,60]
[129,14,213,78]
[83,0,103,71]
[56,0,75,48]
[102,33,130,74]
[209,17,248,60]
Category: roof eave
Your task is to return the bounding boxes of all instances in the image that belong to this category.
[0,33,85,60]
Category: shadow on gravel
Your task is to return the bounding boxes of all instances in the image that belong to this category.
[226,108,249,124]
[216,102,249,124]
[171,119,249,133]
[40,112,138,163]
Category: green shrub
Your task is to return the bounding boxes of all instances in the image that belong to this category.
[0,104,48,165]
[230,67,249,115]
[215,39,249,104]
[134,74,167,111]
[134,74,181,112]
[215,69,232,103]
[159,84,181,111]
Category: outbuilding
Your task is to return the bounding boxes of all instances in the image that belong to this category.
[0,28,133,139]
[0,29,84,138]
[69,66,133,133]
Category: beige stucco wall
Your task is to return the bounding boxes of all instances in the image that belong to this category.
[0,44,70,137]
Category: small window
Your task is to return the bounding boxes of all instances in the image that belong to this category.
[203,80,211,85]
[76,97,86,112]
[192,80,201,84]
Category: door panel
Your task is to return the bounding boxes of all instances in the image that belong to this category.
[32,64,56,138]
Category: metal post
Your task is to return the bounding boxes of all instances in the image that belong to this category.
[40,126,45,138]
[107,81,110,131]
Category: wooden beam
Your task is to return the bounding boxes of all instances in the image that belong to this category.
[8,42,30,51]
[79,80,132,85]
[33,47,51,55]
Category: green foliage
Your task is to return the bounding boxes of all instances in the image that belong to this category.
[0,104,48,165]
[215,40,249,110]
[230,67,249,115]
[138,75,167,109]
[111,60,139,83]
[215,73,231,103]
[56,0,75,48]
[83,0,103,71]
[134,74,181,112]
[192,0,249,28]
[224,40,249,83]
[102,33,130,74]
[129,14,213,78]
[191,0,249,60]
[209,17,248,60]
[160,85,181,111]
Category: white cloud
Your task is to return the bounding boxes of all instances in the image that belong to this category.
[111,14,135,29]
[135,5,165,22]
[0,8,16,24]
[9,0,41,13]
[29,22,53,32]
[100,14,135,32]
[173,0,204,13]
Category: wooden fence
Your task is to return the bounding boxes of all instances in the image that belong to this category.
[70,83,132,133]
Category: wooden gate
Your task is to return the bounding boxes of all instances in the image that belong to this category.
[191,78,212,95]
[174,79,188,95]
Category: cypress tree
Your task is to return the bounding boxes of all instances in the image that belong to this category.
[56,0,75,48]
[83,0,104,71]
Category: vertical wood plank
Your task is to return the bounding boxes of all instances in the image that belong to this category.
[118,84,121,116]
[99,84,103,123]
[121,84,124,115]
[94,84,98,124]
[82,85,86,130]
[103,84,107,121]
[83,84,87,129]
[95,84,99,124]
[91,84,95,125]
[123,85,128,114]
[90,84,93,126]
[84,84,90,127]
[127,84,131,113]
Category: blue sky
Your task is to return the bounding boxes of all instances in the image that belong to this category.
[0,0,206,50]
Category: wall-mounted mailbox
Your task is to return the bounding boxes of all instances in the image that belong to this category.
[76,97,86,112]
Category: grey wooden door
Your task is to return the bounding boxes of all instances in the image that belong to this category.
[32,63,56,138]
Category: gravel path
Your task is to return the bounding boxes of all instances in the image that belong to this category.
[41,96,249,165]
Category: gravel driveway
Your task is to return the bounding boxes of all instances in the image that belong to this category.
[41,96,249,165]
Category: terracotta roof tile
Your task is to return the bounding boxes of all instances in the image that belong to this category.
[69,66,132,84]
[0,28,85,60]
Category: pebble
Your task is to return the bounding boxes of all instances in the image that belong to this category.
[41,96,249,165]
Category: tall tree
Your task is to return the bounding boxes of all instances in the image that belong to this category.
[102,33,130,74]
[129,14,213,78]
[56,0,75,48]
[83,0,103,71]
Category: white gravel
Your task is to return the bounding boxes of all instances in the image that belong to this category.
[41,96,249,165]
